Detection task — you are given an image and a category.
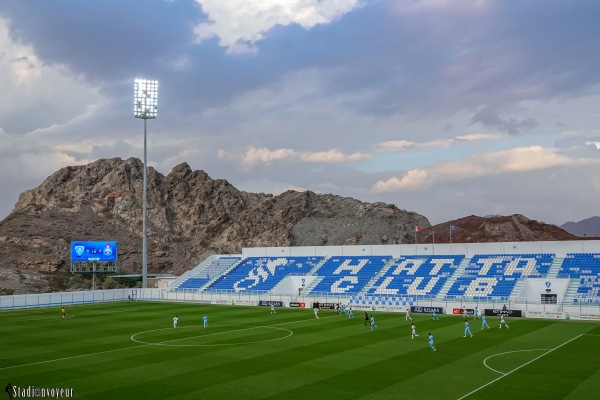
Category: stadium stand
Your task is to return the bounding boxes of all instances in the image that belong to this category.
[170,250,600,305]
[307,256,391,295]
[559,253,600,303]
[172,256,241,291]
[367,255,463,297]
[206,256,322,292]
[445,254,554,299]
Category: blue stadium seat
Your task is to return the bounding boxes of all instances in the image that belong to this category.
[559,253,600,303]
[172,256,241,291]
[446,254,554,299]
[307,256,391,295]
[367,255,463,297]
[206,256,322,292]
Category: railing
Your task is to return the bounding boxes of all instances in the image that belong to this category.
[0,289,160,310]
[2,288,600,318]
[161,288,600,314]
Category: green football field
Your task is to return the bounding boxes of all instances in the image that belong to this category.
[1,301,599,399]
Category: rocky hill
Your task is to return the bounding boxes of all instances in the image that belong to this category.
[0,157,430,293]
[560,216,600,237]
[0,157,581,294]
[415,214,578,244]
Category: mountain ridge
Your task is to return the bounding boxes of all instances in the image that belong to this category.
[0,157,583,293]
[560,216,600,237]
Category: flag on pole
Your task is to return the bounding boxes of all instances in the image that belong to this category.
[450,225,456,231]
[415,226,422,232]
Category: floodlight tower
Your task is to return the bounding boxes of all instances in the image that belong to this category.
[134,78,158,289]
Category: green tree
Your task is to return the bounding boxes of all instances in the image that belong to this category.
[102,276,120,289]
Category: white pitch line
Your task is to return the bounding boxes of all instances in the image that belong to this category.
[0,308,139,323]
[265,314,339,326]
[0,344,150,371]
[457,334,583,400]
[70,308,140,316]
[0,310,44,316]
[482,349,550,375]
[131,325,294,347]
[1,313,332,370]
[132,325,283,344]
[130,313,340,345]
[1,315,75,323]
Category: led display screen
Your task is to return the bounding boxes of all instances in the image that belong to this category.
[71,241,118,262]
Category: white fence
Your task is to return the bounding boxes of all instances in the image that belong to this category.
[161,289,600,319]
[0,289,160,310]
[242,240,600,258]
[2,288,599,321]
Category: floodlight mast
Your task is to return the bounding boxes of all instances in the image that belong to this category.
[134,79,158,289]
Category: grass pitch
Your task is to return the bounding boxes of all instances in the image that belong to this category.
[1,301,599,399]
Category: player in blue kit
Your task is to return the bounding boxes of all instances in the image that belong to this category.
[203,314,208,328]
[347,306,355,319]
[370,315,376,331]
[432,309,439,321]
[473,307,480,319]
[428,333,437,351]
[340,304,347,316]
[464,319,473,337]
[481,314,490,329]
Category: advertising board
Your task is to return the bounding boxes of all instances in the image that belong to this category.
[259,300,284,307]
[410,306,443,314]
[484,309,523,317]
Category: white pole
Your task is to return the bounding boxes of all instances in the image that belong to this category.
[142,118,148,289]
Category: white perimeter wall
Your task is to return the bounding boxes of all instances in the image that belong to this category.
[274,276,318,295]
[0,289,161,310]
[242,240,600,258]
[518,278,571,303]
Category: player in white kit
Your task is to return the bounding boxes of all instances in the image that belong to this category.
[411,323,419,339]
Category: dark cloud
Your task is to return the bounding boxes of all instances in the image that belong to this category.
[1,0,600,225]
[3,0,600,126]
[471,106,537,135]
[1,0,200,83]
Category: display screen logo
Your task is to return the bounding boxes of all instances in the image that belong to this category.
[71,241,118,262]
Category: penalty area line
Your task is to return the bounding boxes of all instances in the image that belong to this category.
[457,334,583,400]
[483,349,550,376]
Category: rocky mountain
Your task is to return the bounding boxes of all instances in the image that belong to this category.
[560,216,600,237]
[0,157,581,294]
[0,157,429,293]
[417,214,578,244]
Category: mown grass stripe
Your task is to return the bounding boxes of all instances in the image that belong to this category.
[2,302,599,399]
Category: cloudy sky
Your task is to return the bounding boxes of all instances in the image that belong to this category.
[0,0,599,226]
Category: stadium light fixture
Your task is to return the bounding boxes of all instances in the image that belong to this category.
[134,78,158,289]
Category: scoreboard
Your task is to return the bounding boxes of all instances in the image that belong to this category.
[71,241,118,262]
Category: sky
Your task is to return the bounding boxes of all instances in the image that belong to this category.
[0,0,599,226]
